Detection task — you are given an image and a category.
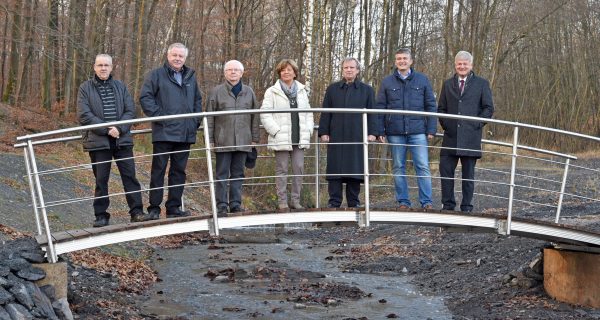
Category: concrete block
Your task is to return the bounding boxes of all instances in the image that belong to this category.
[34,263,67,300]
[544,248,600,308]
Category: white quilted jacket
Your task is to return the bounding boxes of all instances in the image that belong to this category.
[260,81,314,151]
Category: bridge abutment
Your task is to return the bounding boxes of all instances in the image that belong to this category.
[544,248,600,308]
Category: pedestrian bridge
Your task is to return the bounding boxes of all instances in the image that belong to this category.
[15,109,600,262]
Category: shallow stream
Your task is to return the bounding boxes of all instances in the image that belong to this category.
[136,229,451,319]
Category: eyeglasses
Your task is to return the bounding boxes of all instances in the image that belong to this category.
[225,68,242,72]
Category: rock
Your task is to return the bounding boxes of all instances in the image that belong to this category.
[17,267,46,281]
[19,252,45,264]
[509,277,519,287]
[214,275,229,283]
[401,267,408,274]
[529,254,543,274]
[0,266,9,278]
[39,285,56,301]
[9,283,34,310]
[0,306,11,320]
[25,282,57,319]
[52,298,74,320]
[2,258,30,272]
[0,287,14,304]
[5,303,33,320]
[502,274,513,284]
[0,277,7,288]
[517,278,538,289]
[293,303,306,309]
[326,298,337,306]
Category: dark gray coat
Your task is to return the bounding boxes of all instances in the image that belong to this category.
[318,80,377,181]
[77,76,136,151]
[139,63,203,144]
[206,82,260,152]
[438,72,494,158]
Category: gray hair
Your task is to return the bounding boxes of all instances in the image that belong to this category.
[395,48,412,59]
[224,60,244,72]
[341,57,362,72]
[455,51,473,64]
[167,43,189,57]
[95,54,113,65]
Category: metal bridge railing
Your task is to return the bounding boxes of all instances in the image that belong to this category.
[15,109,600,262]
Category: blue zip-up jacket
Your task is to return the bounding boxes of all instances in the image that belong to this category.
[375,68,437,136]
[140,63,203,143]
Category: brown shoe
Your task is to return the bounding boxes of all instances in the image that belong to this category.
[398,205,410,210]
[422,204,433,210]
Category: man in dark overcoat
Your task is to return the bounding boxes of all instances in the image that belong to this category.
[318,57,379,208]
[438,50,494,212]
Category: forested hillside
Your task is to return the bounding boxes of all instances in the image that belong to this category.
[1,0,599,150]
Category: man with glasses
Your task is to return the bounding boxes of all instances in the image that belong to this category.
[78,54,148,227]
[206,60,260,216]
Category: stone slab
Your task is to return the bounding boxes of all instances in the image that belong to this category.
[544,248,600,308]
[34,262,67,300]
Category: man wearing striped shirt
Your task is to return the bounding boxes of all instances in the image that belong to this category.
[77,54,149,227]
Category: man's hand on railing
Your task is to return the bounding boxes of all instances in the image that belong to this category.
[427,134,434,141]
[320,135,330,143]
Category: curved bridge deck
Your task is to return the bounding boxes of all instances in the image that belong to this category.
[36,208,600,256]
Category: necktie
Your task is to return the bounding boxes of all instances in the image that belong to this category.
[459,79,465,94]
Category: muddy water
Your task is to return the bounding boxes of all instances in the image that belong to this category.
[137,229,451,319]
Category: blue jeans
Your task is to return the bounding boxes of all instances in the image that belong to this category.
[387,134,433,207]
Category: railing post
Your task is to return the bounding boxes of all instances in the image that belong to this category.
[506,126,519,235]
[26,140,57,262]
[24,148,42,235]
[314,128,320,208]
[362,112,370,227]
[202,116,219,236]
[555,158,570,223]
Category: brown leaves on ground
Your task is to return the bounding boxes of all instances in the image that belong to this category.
[0,224,29,239]
[350,235,420,259]
[146,232,212,249]
[68,248,157,294]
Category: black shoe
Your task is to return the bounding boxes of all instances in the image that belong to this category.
[166,208,191,218]
[229,206,244,213]
[145,208,161,221]
[217,206,228,217]
[93,216,109,228]
[442,206,455,211]
[130,211,148,223]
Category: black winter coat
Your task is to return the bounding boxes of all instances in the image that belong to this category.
[140,63,203,144]
[438,72,494,158]
[318,80,377,181]
[77,76,136,152]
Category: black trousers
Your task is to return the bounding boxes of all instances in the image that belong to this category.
[439,155,477,211]
[215,151,247,209]
[89,147,143,218]
[328,178,361,208]
[149,141,190,212]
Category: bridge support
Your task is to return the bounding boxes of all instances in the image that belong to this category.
[544,248,600,308]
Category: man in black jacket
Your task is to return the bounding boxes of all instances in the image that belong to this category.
[319,57,378,208]
[438,51,494,212]
[77,54,148,227]
[140,43,203,219]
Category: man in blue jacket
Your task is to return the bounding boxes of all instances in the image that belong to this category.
[375,48,437,209]
[140,43,203,219]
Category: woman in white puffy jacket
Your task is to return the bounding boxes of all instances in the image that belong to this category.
[260,59,314,210]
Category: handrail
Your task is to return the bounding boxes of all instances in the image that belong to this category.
[15,108,600,144]
[15,108,600,262]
